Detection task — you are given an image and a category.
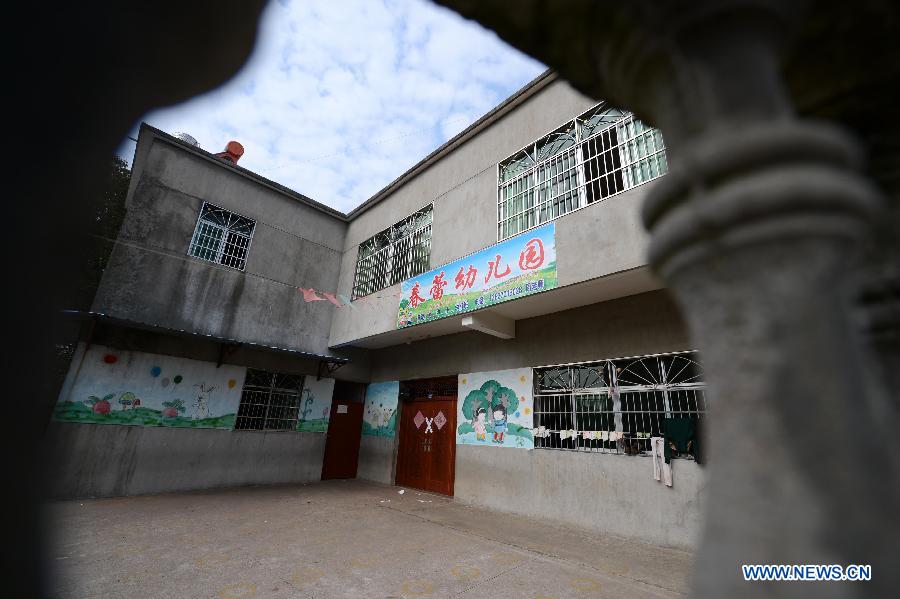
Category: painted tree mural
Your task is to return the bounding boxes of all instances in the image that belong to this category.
[300,388,314,421]
[296,378,335,433]
[457,368,534,448]
[461,379,519,421]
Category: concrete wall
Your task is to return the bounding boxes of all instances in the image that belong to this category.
[356,436,396,485]
[350,290,704,549]
[329,77,660,347]
[370,289,688,381]
[95,131,347,357]
[46,325,344,499]
[44,422,325,498]
[455,445,704,549]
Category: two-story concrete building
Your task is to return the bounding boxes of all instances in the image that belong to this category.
[48,71,705,549]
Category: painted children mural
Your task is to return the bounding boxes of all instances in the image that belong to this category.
[491,404,508,444]
[457,368,534,448]
[362,381,399,437]
[473,407,487,441]
[53,344,246,429]
[296,377,335,432]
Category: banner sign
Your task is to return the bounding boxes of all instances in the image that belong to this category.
[398,223,557,329]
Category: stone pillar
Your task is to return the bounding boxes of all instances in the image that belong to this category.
[634,6,900,597]
[435,1,900,595]
[856,188,900,406]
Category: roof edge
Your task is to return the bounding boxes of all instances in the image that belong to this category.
[346,68,557,219]
[138,123,349,221]
[64,309,350,364]
[138,69,556,223]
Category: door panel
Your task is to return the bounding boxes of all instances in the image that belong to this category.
[395,397,456,496]
[321,400,363,479]
[397,401,428,489]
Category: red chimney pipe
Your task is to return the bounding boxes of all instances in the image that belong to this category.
[215,141,244,165]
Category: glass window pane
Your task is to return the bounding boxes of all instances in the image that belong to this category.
[189,222,224,261]
[190,203,255,270]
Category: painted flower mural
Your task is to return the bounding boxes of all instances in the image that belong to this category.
[295,377,335,433]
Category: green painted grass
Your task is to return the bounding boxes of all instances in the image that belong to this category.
[296,418,329,433]
[53,401,236,429]
[456,421,532,441]
[362,410,397,437]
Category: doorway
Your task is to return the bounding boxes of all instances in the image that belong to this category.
[321,394,364,480]
[395,377,457,496]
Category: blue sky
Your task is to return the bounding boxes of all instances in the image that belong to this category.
[120,0,545,213]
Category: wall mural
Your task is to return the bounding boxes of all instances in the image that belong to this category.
[53,344,246,429]
[457,368,534,449]
[362,381,399,437]
[297,377,335,432]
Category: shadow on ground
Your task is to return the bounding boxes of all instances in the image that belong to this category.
[47,480,693,598]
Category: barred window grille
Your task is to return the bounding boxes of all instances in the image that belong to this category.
[533,351,706,456]
[498,104,668,241]
[188,202,256,270]
[235,368,304,431]
[352,204,432,299]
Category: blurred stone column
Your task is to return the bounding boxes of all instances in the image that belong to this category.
[433,1,900,596]
[633,5,900,597]
[856,185,900,404]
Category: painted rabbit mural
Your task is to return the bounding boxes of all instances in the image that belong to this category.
[52,344,245,429]
[191,383,216,419]
[457,369,534,448]
[362,381,399,437]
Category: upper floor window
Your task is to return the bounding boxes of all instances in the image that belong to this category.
[352,204,432,299]
[188,202,256,270]
[497,105,668,241]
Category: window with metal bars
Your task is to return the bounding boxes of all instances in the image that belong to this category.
[234,368,304,431]
[497,104,668,241]
[352,204,432,299]
[532,351,705,456]
[188,202,256,270]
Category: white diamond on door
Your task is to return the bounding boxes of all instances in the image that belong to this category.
[414,411,425,429]
[434,411,447,430]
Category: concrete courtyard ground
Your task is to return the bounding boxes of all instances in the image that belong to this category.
[47,480,693,598]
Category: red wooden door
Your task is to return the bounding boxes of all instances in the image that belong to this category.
[395,396,456,496]
[321,399,363,479]
[397,399,429,490]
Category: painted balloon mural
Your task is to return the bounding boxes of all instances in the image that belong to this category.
[53,344,246,429]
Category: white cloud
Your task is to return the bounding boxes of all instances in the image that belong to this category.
[119,0,545,213]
